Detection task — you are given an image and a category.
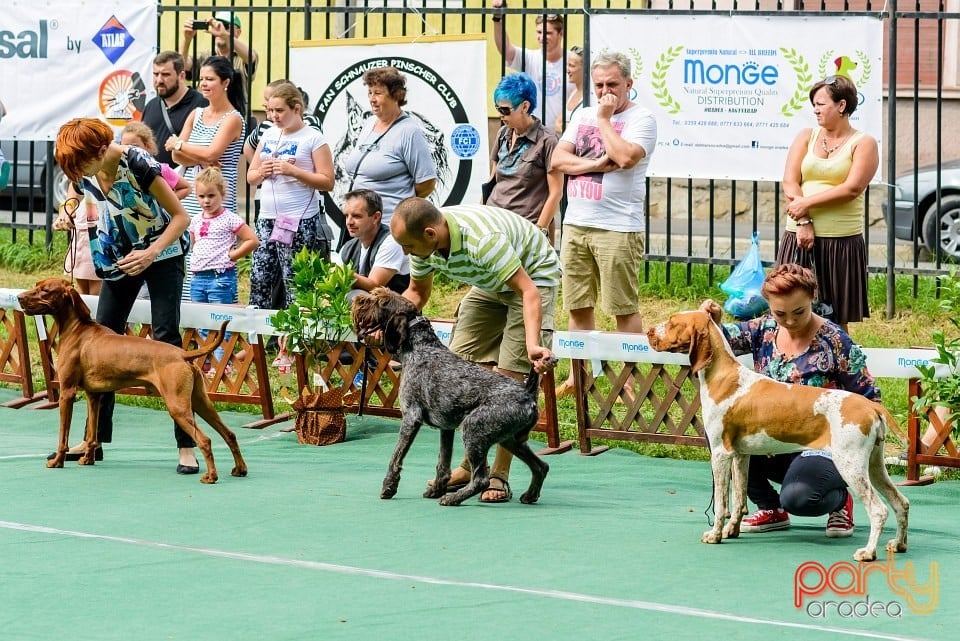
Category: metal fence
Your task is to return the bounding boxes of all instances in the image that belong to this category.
[3,1,958,311]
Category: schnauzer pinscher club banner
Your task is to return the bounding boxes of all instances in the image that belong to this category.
[0,0,156,140]
[591,14,883,182]
[290,36,489,224]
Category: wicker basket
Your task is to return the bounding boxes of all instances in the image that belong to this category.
[292,386,347,446]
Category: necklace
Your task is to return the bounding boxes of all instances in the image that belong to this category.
[821,130,851,156]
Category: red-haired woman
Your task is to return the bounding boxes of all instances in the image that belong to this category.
[700,263,879,540]
[52,117,197,473]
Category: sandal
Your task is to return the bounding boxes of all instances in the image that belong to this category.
[479,477,512,503]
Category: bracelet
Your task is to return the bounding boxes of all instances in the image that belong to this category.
[796,218,813,226]
[538,226,549,236]
[492,16,501,22]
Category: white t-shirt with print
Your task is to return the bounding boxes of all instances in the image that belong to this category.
[560,103,658,232]
[258,124,329,221]
[508,48,574,139]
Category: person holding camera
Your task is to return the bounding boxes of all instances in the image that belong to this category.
[181,11,258,90]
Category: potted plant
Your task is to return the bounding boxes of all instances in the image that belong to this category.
[270,247,356,445]
[912,267,960,444]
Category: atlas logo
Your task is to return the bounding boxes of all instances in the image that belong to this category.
[92,15,134,64]
[0,20,48,59]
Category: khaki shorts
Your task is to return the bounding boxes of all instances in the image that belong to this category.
[560,224,644,316]
[448,285,556,375]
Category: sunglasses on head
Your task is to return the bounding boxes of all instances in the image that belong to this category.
[570,45,584,56]
[496,105,515,116]
[823,75,839,85]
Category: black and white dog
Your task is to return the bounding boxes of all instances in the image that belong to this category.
[351,287,552,506]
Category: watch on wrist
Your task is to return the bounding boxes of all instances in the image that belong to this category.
[174,139,184,152]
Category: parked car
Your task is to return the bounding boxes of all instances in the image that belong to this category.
[886,159,960,261]
[0,139,70,208]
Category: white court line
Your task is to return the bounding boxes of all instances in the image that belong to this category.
[0,430,289,461]
[0,520,934,641]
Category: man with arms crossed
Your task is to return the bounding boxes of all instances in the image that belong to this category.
[550,51,658,398]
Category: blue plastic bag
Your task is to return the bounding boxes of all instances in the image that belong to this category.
[720,232,768,320]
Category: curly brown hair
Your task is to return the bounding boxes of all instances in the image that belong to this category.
[363,66,407,107]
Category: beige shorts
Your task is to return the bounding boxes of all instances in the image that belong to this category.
[560,224,644,316]
[448,285,556,375]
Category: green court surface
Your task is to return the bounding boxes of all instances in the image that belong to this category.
[0,388,954,641]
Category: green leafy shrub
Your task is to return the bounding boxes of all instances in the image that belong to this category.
[269,248,355,358]
[912,268,960,439]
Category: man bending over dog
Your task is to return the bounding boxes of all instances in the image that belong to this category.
[389,197,559,502]
[699,263,878,539]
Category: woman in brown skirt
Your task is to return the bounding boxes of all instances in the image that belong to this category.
[778,75,878,333]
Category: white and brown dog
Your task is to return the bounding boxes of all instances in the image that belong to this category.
[647,310,909,562]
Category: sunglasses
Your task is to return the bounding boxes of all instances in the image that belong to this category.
[496,105,514,116]
[570,45,584,56]
[823,75,839,85]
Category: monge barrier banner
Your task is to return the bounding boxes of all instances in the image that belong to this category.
[0,0,156,140]
[290,35,489,230]
[591,14,883,182]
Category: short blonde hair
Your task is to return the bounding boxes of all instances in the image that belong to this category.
[120,121,159,155]
[194,167,226,196]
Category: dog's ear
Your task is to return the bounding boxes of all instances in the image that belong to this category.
[66,284,93,322]
[688,323,713,374]
[382,312,407,355]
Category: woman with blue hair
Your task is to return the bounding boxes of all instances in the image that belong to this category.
[485,72,562,247]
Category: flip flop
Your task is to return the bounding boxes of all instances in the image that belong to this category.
[479,477,512,503]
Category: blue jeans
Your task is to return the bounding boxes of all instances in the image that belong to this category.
[190,268,238,361]
[95,256,194,448]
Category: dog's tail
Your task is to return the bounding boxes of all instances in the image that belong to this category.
[873,401,900,445]
[523,356,559,398]
[183,321,230,362]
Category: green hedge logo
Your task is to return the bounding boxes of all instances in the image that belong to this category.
[652,45,684,114]
[780,47,812,118]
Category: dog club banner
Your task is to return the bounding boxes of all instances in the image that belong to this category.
[0,0,156,140]
[590,14,883,182]
[290,35,488,239]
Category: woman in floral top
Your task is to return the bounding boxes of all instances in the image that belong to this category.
[700,263,878,539]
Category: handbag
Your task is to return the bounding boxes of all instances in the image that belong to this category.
[720,232,768,319]
[792,247,834,319]
[269,213,300,246]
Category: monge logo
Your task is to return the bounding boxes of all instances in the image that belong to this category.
[92,15,134,64]
[794,552,938,619]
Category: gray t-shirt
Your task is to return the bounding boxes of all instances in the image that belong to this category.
[342,114,437,224]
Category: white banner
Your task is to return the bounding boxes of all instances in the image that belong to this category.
[0,0,157,140]
[290,35,489,235]
[591,14,883,182]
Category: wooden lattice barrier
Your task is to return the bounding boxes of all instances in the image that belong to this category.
[901,378,960,486]
[33,317,288,429]
[0,307,45,408]
[571,358,706,456]
[294,340,571,454]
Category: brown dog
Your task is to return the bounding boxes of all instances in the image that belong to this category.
[18,278,247,484]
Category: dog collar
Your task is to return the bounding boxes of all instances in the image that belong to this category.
[408,316,430,329]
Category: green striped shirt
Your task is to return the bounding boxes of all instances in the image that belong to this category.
[409,204,561,293]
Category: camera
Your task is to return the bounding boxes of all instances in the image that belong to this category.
[192,19,209,31]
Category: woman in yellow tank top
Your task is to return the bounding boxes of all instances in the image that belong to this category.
[778,75,879,333]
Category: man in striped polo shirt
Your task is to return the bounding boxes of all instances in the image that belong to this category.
[391,197,559,503]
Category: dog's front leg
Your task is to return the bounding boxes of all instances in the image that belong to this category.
[78,393,102,466]
[48,388,79,468]
[424,429,455,499]
[702,450,733,544]
[722,454,750,539]
[382,418,421,499]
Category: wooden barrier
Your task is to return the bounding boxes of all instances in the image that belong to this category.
[0,307,46,408]
[294,341,571,455]
[901,379,960,485]
[33,317,288,429]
